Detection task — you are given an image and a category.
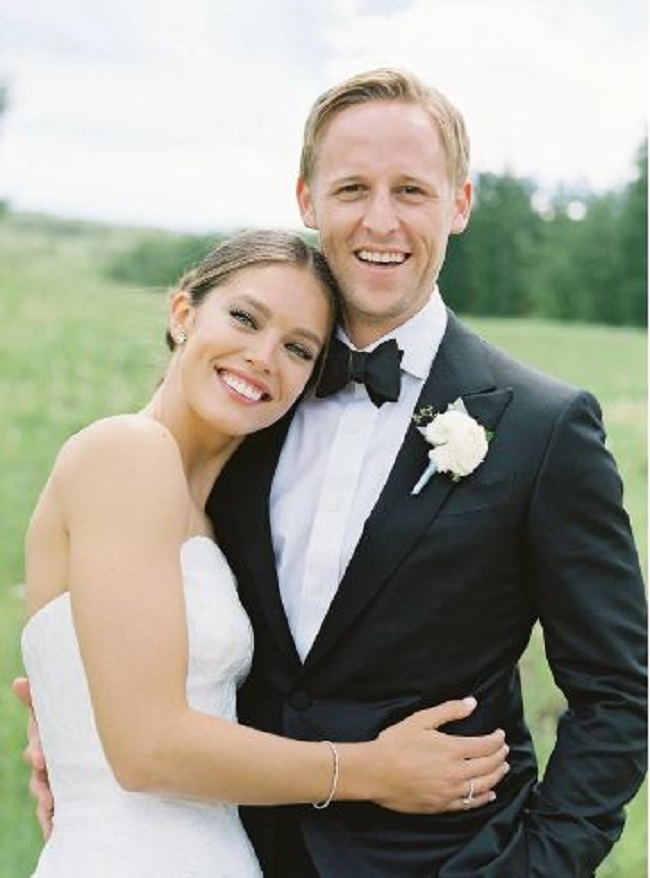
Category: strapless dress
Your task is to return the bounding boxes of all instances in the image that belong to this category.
[21,536,263,877]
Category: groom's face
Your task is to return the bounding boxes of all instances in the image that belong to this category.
[297,100,471,347]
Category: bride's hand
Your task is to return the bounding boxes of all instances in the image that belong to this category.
[369,697,509,813]
[12,677,54,839]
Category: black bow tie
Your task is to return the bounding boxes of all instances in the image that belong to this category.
[316,337,404,407]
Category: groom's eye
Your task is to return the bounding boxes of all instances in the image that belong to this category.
[336,183,366,199]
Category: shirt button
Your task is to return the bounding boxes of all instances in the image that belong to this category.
[288,690,313,710]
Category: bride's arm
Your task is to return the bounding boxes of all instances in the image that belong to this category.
[28,417,508,812]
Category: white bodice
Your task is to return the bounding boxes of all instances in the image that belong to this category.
[21,536,262,877]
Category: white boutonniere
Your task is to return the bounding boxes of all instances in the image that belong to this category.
[411,398,491,496]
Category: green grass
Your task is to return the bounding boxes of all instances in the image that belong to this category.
[0,216,165,876]
[0,214,646,876]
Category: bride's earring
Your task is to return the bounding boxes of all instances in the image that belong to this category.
[173,329,187,346]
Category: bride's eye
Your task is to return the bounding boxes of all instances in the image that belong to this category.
[230,309,257,330]
[285,341,316,362]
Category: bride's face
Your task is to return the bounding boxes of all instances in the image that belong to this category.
[170,263,331,438]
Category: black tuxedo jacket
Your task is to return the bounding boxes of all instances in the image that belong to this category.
[208,312,646,877]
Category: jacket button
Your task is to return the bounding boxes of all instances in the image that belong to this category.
[288,690,313,710]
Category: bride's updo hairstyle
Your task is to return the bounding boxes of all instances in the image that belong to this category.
[165,229,340,352]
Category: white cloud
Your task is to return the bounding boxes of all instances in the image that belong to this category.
[324,0,647,189]
[0,0,645,231]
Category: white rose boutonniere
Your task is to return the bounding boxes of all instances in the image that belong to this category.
[411,398,491,495]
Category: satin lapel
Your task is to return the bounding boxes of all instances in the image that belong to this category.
[303,313,513,670]
[227,414,301,666]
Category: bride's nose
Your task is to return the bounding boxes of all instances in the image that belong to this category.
[244,335,277,373]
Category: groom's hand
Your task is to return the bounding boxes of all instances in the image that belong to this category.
[12,676,54,839]
[373,697,509,814]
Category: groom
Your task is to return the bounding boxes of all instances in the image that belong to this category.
[208,69,647,876]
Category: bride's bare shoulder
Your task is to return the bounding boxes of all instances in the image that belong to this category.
[53,415,183,484]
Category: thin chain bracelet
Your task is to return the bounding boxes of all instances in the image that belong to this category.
[312,741,340,809]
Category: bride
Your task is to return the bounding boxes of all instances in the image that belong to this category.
[20,230,507,877]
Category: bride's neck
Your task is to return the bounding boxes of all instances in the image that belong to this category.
[141,388,242,511]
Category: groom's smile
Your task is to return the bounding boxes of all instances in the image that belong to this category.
[355,249,410,266]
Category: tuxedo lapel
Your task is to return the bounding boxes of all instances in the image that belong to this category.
[303,313,513,670]
[224,414,302,666]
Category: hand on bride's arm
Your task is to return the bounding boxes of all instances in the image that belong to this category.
[364,697,509,813]
[12,677,54,839]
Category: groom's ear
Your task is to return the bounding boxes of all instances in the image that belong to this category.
[450,179,473,235]
[296,178,317,229]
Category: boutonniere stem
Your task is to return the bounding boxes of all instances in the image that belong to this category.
[412,460,439,495]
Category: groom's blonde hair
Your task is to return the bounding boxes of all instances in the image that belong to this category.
[299,67,471,189]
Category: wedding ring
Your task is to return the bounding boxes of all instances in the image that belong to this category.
[462,778,475,805]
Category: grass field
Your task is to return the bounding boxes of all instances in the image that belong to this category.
[0,214,646,876]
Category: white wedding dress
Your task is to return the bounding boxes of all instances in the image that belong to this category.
[21,536,263,877]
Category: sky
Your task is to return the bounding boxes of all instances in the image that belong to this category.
[0,0,646,233]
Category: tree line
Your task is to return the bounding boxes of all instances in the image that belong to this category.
[441,141,647,327]
[108,140,646,327]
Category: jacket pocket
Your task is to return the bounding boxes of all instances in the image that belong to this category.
[438,474,514,517]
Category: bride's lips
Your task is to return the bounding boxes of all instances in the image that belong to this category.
[216,368,271,403]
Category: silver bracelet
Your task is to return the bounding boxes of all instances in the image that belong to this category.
[313,741,339,809]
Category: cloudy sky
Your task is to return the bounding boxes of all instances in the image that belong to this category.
[0,0,646,232]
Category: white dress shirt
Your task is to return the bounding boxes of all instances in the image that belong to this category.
[270,291,447,660]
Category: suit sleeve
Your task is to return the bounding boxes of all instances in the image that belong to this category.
[515,390,646,875]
